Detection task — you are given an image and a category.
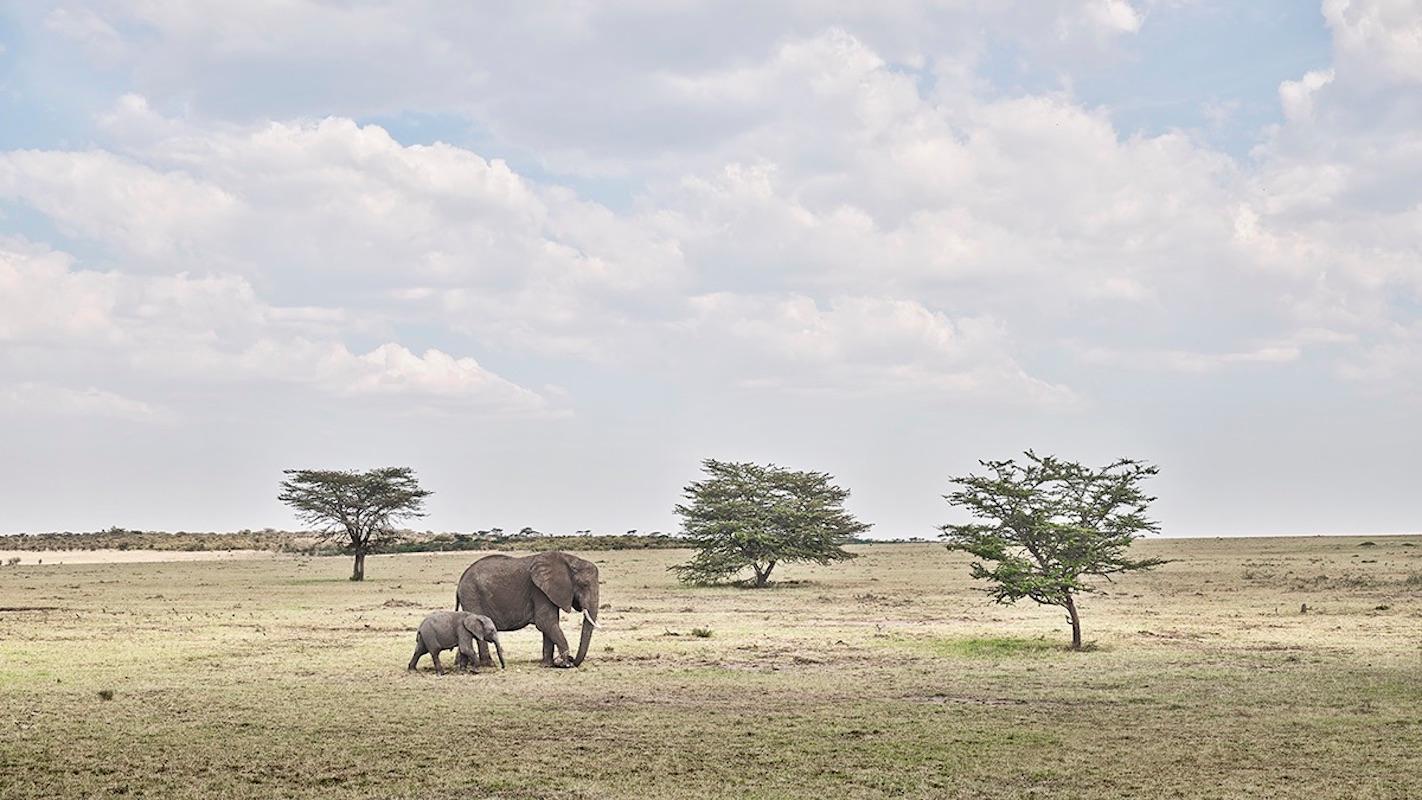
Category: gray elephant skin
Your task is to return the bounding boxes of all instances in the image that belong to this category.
[455,551,600,668]
[408,610,505,675]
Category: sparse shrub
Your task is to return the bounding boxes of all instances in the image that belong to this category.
[97,689,115,701]
[691,627,714,638]
[1404,573,1422,587]
[4,557,19,566]
[1359,541,1377,547]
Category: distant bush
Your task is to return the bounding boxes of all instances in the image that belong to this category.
[691,627,714,638]
[0,529,688,554]
[1404,573,1422,587]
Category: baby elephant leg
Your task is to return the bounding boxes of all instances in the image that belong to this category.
[420,629,445,676]
[407,635,427,671]
[457,625,480,674]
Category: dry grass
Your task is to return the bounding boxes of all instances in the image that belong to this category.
[2,536,1420,799]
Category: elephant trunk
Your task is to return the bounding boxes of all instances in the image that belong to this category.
[492,634,506,670]
[572,586,598,667]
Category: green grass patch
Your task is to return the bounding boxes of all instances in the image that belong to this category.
[933,635,1062,657]
[889,634,1062,658]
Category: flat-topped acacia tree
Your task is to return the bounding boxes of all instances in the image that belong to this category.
[672,459,870,587]
[941,452,1166,649]
[277,467,432,581]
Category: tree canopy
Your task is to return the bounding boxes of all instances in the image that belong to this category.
[672,459,870,587]
[941,452,1165,649]
[277,467,431,581]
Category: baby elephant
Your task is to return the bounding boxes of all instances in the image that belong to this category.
[408,611,505,675]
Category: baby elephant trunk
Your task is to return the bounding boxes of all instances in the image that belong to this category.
[492,633,506,670]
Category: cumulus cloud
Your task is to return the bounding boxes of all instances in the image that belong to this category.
[5,18,1415,404]
[1279,69,1335,122]
[1324,0,1422,84]
[0,241,553,415]
[20,1,1147,173]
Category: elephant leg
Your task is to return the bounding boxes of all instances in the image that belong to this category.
[408,640,425,672]
[476,639,494,668]
[456,636,480,674]
[454,649,476,673]
[534,605,571,667]
[419,630,445,675]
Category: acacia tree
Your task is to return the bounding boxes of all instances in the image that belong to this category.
[941,452,1165,649]
[672,460,870,587]
[277,467,432,581]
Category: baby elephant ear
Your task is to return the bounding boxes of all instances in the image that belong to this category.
[462,615,489,640]
[530,552,575,613]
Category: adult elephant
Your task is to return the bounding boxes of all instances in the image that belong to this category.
[455,551,600,668]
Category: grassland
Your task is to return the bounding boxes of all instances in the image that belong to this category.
[2,537,1419,799]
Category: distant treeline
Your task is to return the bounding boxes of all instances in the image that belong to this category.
[0,527,700,554]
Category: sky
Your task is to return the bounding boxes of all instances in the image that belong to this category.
[0,1,1419,538]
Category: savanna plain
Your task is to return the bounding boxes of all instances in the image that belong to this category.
[2,538,1419,799]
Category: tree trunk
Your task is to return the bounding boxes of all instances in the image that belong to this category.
[1064,593,1082,650]
[351,550,366,582]
[751,561,776,588]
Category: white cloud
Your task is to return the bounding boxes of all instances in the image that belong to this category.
[0,240,553,415]
[0,149,239,259]
[1323,0,1422,83]
[20,110,684,299]
[1279,69,1335,122]
[5,22,1409,404]
[682,294,1078,406]
[0,382,164,422]
[0,242,119,343]
[1077,343,1304,373]
[1085,0,1143,34]
[21,1,1147,175]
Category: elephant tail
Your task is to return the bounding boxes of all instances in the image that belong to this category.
[453,590,461,611]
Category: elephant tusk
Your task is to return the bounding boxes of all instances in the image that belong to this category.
[582,608,601,628]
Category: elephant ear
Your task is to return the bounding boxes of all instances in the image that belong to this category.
[462,615,489,641]
[530,552,575,613]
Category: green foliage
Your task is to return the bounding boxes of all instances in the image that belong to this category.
[672,459,870,587]
[941,452,1165,648]
[277,467,431,580]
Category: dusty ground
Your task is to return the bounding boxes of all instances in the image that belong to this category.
[0,549,266,565]
[1,537,1419,799]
